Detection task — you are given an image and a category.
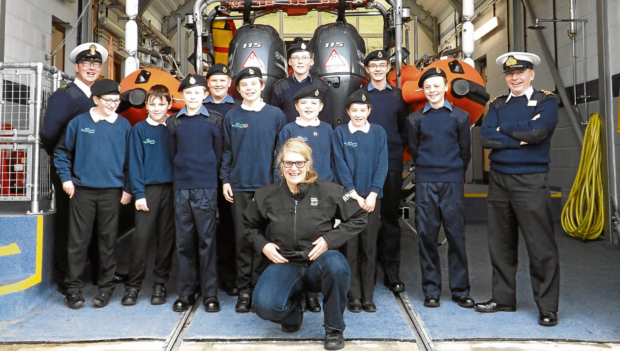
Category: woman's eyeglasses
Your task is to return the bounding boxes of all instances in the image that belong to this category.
[282,160,307,169]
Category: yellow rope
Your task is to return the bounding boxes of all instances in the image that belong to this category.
[560,113,604,240]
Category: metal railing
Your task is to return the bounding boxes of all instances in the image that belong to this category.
[0,62,72,214]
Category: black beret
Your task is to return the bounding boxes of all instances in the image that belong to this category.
[178,74,207,92]
[206,64,231,79]
[345,89,371,108]
[364,50,389,66]
[234,67,263,86]
[418,67,447,88]
[292,86,324,101]
[501,55,534,73]
[287,41,311,58]
[91,79,121,97]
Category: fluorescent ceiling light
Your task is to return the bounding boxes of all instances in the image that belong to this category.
[474,16,499,41]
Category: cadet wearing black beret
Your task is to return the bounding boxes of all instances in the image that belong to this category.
[206,64,231,79]
[234,67,263,86]
[418,67,447,88]
[292,86,324,101]
[345,89,372,108]
[364,50,389,67]
[91,79,121,97]
[287,41,311,58]
[178,74,207,92]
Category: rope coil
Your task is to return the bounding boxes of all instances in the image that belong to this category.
[561,113,604,241]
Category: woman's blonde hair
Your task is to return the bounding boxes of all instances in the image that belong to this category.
[276,139,318,184]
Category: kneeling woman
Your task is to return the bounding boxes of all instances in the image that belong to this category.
[245,139,367,350]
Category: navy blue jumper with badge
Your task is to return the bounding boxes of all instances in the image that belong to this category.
[125,119,176,290]
[53,110,132,296]
[220,103,287,293]
[277,120,334,181]
[407,101,471,297]
[332,122,388,302]
[167,105,223,298]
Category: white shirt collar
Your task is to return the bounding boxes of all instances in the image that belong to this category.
[506,86,534,102]
[348,121,370,134]
[295,117,320,127]
[146,116,166,126]
[89,108,118,124]
[241,99,266,112]
[73,78,92,98]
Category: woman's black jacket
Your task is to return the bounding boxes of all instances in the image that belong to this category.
[243,179,368,267]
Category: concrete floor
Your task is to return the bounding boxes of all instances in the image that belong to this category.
[2,341,620,351]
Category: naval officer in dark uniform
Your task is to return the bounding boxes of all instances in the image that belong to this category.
[41,43,108,294]
[476,52,560,327]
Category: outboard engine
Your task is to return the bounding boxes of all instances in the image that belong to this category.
[309,21,368,127]
[227,24,287,102]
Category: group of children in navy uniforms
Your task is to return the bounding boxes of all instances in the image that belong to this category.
[53,42,474,329]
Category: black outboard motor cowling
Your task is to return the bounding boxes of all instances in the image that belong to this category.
[309,22,368,127]
[227,24,287,102]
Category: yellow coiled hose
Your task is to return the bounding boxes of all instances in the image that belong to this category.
[561,113,604,241]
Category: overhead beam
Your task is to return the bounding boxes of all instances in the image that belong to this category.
[138,0,157,16]
[164,0,197,39]
[446,0,463,17]
[402,0,437,42]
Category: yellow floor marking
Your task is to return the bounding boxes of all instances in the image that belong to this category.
[0,243,21,257]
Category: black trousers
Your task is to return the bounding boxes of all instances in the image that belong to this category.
[231,191,268,293]
[125,184,175,290]
[51,164,100,288]
[377,170,403,277]
[487,169,560,312]
[66,187,122,294]
[216,181,236,284]
[345,199,381,301]
[416,182,470,296]
[174,188,219,297]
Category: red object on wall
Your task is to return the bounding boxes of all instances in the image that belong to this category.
[0,124,27,196]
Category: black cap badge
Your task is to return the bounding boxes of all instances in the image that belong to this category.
[189,77,196,84]
[436,68,441,74]
[249,68,254,75]
[89,45,96,56]
[378,51,383,58]
[222,67,227,73]
[362,94,366,102]
[314,89,319,96]
[301,43,307,50]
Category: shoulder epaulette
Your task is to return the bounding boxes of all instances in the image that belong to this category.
[60,84,68,89]
[540,89,555,95]
[489,94,507,104]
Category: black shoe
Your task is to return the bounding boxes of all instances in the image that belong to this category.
[220,280,239,296]
[384,274,406,293]
[362,300,377,313]
[64,291,85,309]
[172,295,197,312]
[280,304,303,333]
[474,300,516,313]
[113,272,129,284]
[203,296,221,313]
[151,284,166,305]
[539,311,558,327]
[324,329,345,350]
[121,288,139,306]
[93,291,112,307]
[235,293,252,313]
[423,295,440,308]
[452,295,475,308]
[347,299,362,313]
[307,296,322,313]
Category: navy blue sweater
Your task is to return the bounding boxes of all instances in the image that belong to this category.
[365,84,409,171]
[407,102,471,183]
[54,112,131,191]
[168,106,222,190]
[480,90,558,174]
[277,121,334,181]
[271,75,333,125]
[41,82,94,155]
[221,104,287,191]
[129,120,174,199]
[203,94,241,117]
[332,124,388,198]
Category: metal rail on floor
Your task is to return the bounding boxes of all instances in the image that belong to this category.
[395,292,437,351]
[162,295,201,351]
